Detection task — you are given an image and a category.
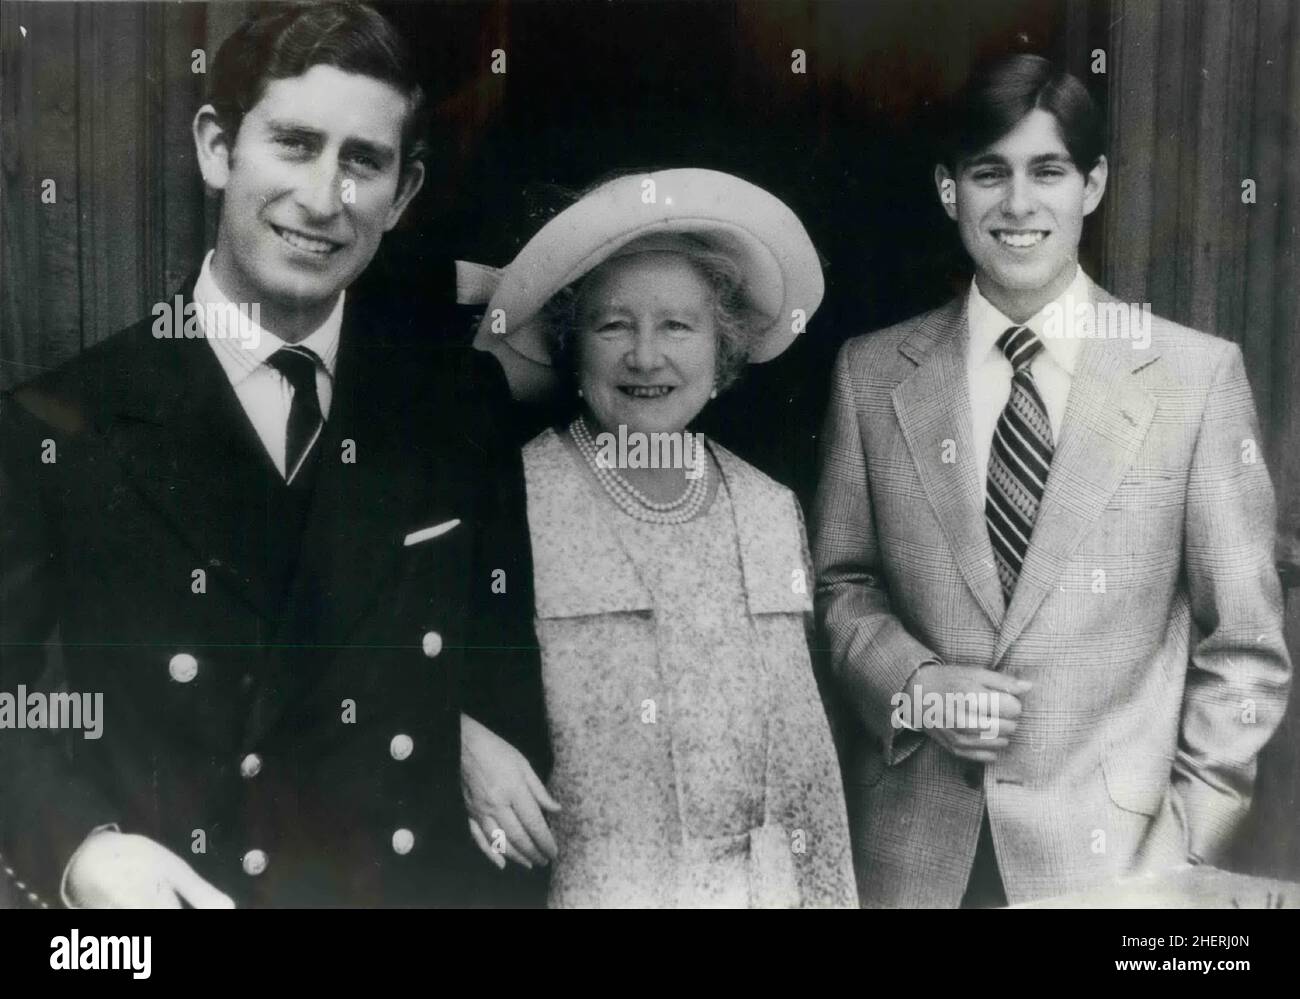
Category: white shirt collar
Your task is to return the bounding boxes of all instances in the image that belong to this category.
[967,264,1090,375]
[193,249,344,384]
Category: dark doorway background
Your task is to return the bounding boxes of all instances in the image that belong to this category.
[359,0,1110,503]
[3,0,1297,897]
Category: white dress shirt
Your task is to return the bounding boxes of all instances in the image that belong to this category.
[194,250,343,479]
[966,265,1090,484]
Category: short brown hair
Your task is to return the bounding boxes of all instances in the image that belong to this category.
[209,2,427,168]
[941,54,1104,174]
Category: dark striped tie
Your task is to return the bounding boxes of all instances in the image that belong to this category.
[265,345,323,484]
[985,325,1054,601]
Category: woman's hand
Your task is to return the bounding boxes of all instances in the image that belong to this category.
[460,713,561,870]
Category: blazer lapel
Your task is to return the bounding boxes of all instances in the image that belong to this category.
[245,315,460,744]
[892,298,1005,628]
[102,293,286,621]
[992,289,1159,664]
[270,317,443,653]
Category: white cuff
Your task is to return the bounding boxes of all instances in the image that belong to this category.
[60,823,121,909]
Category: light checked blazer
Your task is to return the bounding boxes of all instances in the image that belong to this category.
[811,278,1291,907]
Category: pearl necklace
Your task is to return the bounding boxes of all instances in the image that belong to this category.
[570,416,711,525]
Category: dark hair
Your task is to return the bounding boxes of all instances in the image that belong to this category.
[940,54,1104,174]
[542,237,760,397]
[209,2,427,168]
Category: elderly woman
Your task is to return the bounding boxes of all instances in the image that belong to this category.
[457,169,855,908]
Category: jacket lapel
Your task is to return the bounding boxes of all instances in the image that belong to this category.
[245,312,463,744]
[892,298,1005,628]
[529,433,808,620]
[270,314,446,653]
[101,288,286,621]
[712,443,814,616]
[992,286,1159,664]
[528,431,654,617]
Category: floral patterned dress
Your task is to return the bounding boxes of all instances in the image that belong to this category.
[523,428,856,908]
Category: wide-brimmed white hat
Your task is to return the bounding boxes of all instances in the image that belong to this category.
[457,168,824,371]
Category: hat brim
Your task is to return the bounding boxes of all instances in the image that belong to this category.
[472,169,824,366]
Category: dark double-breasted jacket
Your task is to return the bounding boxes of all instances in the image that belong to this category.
[0,282,549,907]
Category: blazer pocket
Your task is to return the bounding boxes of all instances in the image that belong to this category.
[1106,470,1183,512]
[1102,748,1174,816]
[397,518,470,580]
[535,579,654,620]
[403,519,462,547]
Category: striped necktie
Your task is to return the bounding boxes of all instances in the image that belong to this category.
[265,344,323,484]
[985,325,1054,601]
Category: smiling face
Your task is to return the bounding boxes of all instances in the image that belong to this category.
[195,64,423,338]
[573,252,720,437]
[936,107,1106,321]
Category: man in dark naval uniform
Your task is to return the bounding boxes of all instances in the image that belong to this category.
[0,3,548,907]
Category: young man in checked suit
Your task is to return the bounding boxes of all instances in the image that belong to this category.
[811,54,1291,907]
[0,4,548,908]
